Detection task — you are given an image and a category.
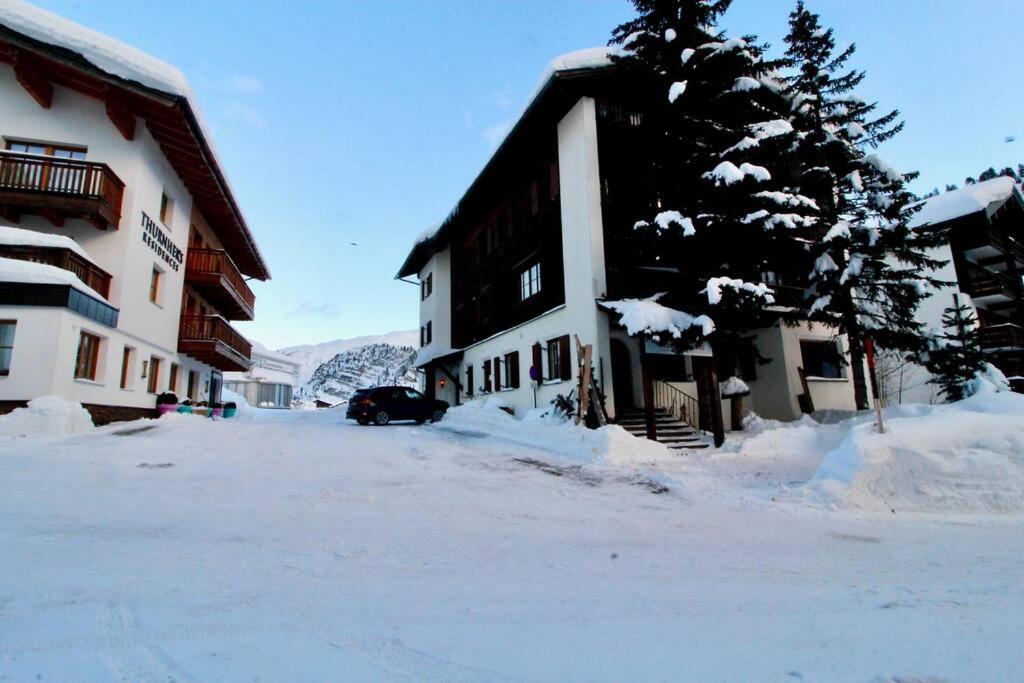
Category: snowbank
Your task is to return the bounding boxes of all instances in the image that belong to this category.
[802,392,1024,514]
[437,397,673,467]
[0,396,94,439]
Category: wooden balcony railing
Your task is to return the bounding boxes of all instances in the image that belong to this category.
[185,248,255,320]
[979,323,1024,350]
[0,151,125,228]
[178,314,252,371]
[0,244,112,299]
[962,223,1024,265]
[967,272,1018,301]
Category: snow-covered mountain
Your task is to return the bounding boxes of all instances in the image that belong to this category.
[277,330,419,404]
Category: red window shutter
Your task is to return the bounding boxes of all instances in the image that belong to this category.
[483,359,492,392]
[493,356,501,391]
[531,343,543,382]
[558,334,572,381]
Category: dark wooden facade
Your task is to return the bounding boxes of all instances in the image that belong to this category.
[177,314,252,372]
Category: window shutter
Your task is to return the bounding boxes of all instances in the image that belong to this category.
[483,359,491,392]
[466,366,474,396]
[558,334,572,381]
[493,356,501,391]
[510,352,520,389]
[531,343,543,382]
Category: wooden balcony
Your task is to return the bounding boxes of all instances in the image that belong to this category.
[185,248,255,320]
[966,272,1019,305]
[961,223,1024,267]
[0,151,125,229]
[178,314,252,372]
[0,244,112,299]
[979,324,1024,351]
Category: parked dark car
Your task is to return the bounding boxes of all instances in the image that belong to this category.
[346,386,448,426]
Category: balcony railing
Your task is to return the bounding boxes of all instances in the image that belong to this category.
[185,248,256,320]
[178,314,252,372]
[979,323,1024,350]
[0,151,125,228]
[0,244,112,299]
[962,223,1024,265]
[967,272,1019,302]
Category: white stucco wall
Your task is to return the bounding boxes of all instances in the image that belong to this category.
[0,65,230,410]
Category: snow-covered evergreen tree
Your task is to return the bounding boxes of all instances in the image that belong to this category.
[924,300,987,402]
[784,1,949,409]
[607,0,819,443]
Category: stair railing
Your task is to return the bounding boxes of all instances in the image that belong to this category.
[652,380,704,433]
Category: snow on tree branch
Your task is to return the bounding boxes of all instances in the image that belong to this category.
[600,293,714,339]
[702,277,775,305]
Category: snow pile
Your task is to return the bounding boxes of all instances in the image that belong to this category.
[909,177,1018,228]
[437,397,673,467]
[0,396,94,439]
[0,256,109,301]
[0,224,97,264]
[600,293,714,339]
[803,391,1024,514]
[720,376,750,397]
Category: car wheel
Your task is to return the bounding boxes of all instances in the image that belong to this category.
[374,411,391,426]
[430,410,446,423]
[356,418,370,426]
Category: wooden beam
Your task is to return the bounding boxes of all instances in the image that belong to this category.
[12,50,53,108]
[104,87,136,140]
[39,209,65,227]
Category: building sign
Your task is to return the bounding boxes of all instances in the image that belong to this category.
[141,211,183,271]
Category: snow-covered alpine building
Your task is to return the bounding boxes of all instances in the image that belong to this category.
[0,2,269,422]
[398,48,858,439]
[224,341,300,409]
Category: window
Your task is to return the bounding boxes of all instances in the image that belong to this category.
[149,267,162,304]
[169,363,180,393]
[466,366,474,397]
[159,191,173,225]
[547,334,572,382]
[800,340,844,379]
[426,321,432,344]
[0,320,15,376]
[147,356,161,393]
[402,388,422,400]
[119,346,133,389]
[503,351,520,389]
[421,273,433,301]
[5,140,86,159]
[187,370,197,400]
[420,321,433,347]
[74,331,101,380]
[519,263,542,301]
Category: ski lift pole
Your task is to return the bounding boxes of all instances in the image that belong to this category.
[865,337,885,434]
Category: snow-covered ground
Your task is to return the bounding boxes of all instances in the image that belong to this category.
[0,397,1022,681]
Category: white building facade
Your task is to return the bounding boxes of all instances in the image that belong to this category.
[224,342,300,409]
[0,5,269,423]
[399,50,858,439]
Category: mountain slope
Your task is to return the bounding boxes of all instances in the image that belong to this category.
[295,343,418,403]
[278,330,418,387]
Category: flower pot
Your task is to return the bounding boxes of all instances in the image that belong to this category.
[177,405,193,414]
[222,407,237,418]
[211,407,224,418]
[157,403,178,416]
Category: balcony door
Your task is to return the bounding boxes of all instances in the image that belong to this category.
[4,140,87,193]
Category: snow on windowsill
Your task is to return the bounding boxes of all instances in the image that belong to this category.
[73,378,104,387]
[805,376,848,382]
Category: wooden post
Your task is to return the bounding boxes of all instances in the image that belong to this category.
[865,337,885,434]
[638,335,657,441]
[575,336,593,426]
[709,347,725,448]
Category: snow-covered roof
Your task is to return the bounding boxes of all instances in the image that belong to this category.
[0,256,108,301]
[250,340,301,368]
[909,177,1020,228]
[0,224,97,265]
[398,47,616,277]
[413,346,463,369]
[0,0,191,97]
[599,294,715,339]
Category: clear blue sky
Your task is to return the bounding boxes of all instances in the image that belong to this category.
[31,0,1024,349]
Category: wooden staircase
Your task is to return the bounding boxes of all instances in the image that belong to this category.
[616,408,712,450]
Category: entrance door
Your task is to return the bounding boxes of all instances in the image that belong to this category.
[691,357,715,432]
[209,370,223,404]
[610,339,634,410]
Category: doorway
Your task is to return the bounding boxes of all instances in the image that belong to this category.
[691,357,715,432]
[610,339,634,411]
